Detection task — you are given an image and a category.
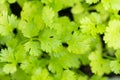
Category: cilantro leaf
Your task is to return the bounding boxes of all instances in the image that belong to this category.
[61,70,76,80]
[101,0,120,11]
[0,11,18,36]
[39,28,61,53]
[31,68,53,80]
[90,75,107,80]
[68,31,91,54]
[11,68,30,80]
[86,0,99,4]
[104,19,120,49]
[24,41,42,57]
[110,60,120,74]
[42,6,55,26]
[18,20,40,38]
[8,0,16,3]
[3,63,16,74]
[89,51,111,76]
[0,48,15,62]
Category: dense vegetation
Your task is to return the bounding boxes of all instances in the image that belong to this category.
[0,0,120,80]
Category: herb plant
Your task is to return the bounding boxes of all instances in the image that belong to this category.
[0,0,120,80]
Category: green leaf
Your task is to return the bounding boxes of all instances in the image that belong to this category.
[104,19,120,49]
[110,0,120,10]
[110,60,120,74]
[14,45,26,63]
[79,53,90,65]
[52,0,63,12]
[0,2,10,12]
[0,75,11,80]
[80,13,105,36]
[20,60,33,73]
[11,68,30,80]
[48,52,80,74]
[17,0,27,7]
[20,58,36,74]
[61,70,76,80]
[20,1,45,32]
[61,0,79,7]
[3,63,16,74]
[0,0,6,4]
[89,51,111,76]
[0,0,16,3]
[58,53,80,69]
[115,50,120,60]
[42,6,55,26]
[8,0,16,3]
[68,31,91,54]
[0,11,18,36]
[86,0,99,4]
[21,1,43,21]
[52,17,78,40]
[6,38,18,48]
[80,17,97,37]
[78,75,88,80]
[90,75,108,80]
[101,0,120,11]
[0,11,10,36]
[39,28,61,53]
[20,56,45,74]
[0,48,15,62]
[31,68,53,80]
[24,41,42,57]
[71,3,84,14]
[41,0,53,5]
[18,20,40,38]
[48,58,63,73]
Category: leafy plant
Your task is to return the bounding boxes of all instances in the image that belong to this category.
[0,0,120,80]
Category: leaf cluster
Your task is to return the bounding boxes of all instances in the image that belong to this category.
[0,0,120,80]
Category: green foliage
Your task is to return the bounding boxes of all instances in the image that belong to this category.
[0,0,120,80]
[3,63,17,74]
[89,51,111,76]
[104,19,120,49]
[67,31,91,54]
[101,0,120,11]
[61,70,76,80]
[90,75,108,80]
[86,0,99,4]
[24,40,42,56]
[0,11,18,36]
